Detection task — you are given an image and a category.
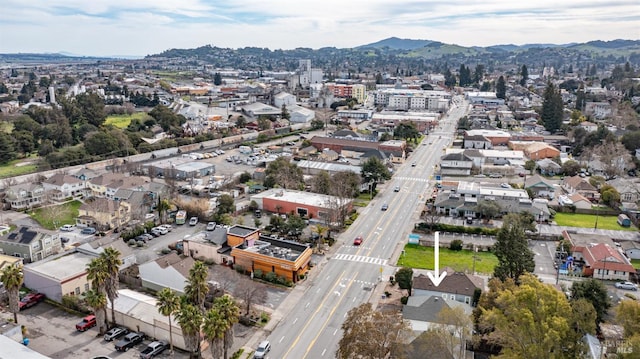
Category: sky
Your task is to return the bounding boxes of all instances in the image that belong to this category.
[1,0,639,57]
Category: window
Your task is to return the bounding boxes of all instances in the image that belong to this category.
[32,242,41,251]
[75,287,81,295]
[465,297,470,304]
[44,238,52,245]
[84,283,90,292]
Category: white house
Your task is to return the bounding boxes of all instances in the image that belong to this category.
[42,173,86,200]
[138,253,196,294]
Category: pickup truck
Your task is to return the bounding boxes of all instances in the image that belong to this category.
[19,292,45,310]
[114,331,145,352]
[76,314,97,332]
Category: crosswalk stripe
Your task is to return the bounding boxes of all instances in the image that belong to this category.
[333,254,388,266]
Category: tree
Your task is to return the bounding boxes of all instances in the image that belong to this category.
[233,280,267,316]
[492,213,535,282]
[281,104,290,123]
[541,82,564,133]
[0,264,23,324]
[100,247,122,327]
[312,170,331,194]
[496,76,506,99]
[616,299,640,337]
[264,157,304,190]
[257,116,271,130]
[600,184,621,207]
[337,303,411,359]
[478,273,581,359]
[86,257,109,329]
[0,132,17,164]
[395,267,414,296]
[595,142,633,178]
[561,160,581,176]
[434,306,472,359]
[519,65,529,86]
[393,122,420,143]
[475,200,501,221]
[213,72,222,86]
[184,261,209,312]
[85,288,108,334]
[202,306,225,359]
[473,64,485,84]
[285,214,306,237]
[444,68,456,88]
[175,302,204,358]
[361,157,391,187]
[570,279,611,324]
[156,288,181,354]
[213,295,240,359]
[216,194,235,215]
[235,115,246,128]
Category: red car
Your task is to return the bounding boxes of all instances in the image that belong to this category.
[353,236,363,246]
[76,314,97,332]
[19,292,45,310]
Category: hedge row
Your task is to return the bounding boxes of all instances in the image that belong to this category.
[415,222,499,236]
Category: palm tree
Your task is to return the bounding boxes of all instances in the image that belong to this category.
[214,295,240,359]
[86,257,109,328]
[156,288,180,354]
[202,307,226,359]
[175,302,204,359]
[99,247,121,326]
[0,265,23,324]
[184,261,209,311]
[157,198,171,223]
[85,288,107,334]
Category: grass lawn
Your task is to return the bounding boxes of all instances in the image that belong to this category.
[397,244,498,275]
[0,159,38,179]
[105,112,150,129]
[554,213,636,231]
[30,200,83,230]
[631,259,640,270]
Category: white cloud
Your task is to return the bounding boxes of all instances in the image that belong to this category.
[0,0,637,56]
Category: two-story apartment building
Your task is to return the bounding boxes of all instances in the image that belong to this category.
[77,198,131,230]
[4,183,45,210]
[440,152,473,176]
[0,226,62,263]
[41,173,87,201]
[562,175,600,201]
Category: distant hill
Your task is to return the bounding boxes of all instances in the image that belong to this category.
[357,37,433,50]
[0,53,114,63]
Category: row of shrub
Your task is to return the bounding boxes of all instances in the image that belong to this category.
[235,266,294,287]
[415,222,499,236]
[120,221,156,240]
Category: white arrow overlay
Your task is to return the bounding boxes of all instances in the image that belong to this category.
[427,231,447,286]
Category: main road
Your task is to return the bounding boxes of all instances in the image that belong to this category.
[265,96,469,358]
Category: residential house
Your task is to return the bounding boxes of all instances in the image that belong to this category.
[562,176,599,201]
[0,226,62,263]
[182,227,231,265]
[464,129,511,146]
[440,152,473,176]
[318,148,339,162]
[0,253,22,271]
[41,173,86,201]
[524,174,555,199]
[138,252,196,295]
[569,193,593,210]
[620,240,640,260]
[608,177,640,204]
[411,271,483,307]
[402,295,459,332]
[229,225,312,283]
[536,158,562,176]
[580,121,599,133]
[71,168,100,181]
[77,198,131,230]
[462,134,492,150]
[23,248,99,301]
[522,142,560,160]
[4,183,45,210]
[565,231,635,280]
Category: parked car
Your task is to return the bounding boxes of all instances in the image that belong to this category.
[159,224,173,232]
[19,292,45,310]
[154,226,168,235]
[615,281,638,291]
[206,222,216,231]
[353,236,363,246]
[60,224,75,231]
[149,229,162,237]
[104,327,129,342]
[253,340,271,359]
[76,314,97,332]
[81,227,97,235]
[139,340,168,359]
[189,217,199,226]
[114,332,145,352]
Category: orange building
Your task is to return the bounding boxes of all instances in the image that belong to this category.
[228,226,312,283]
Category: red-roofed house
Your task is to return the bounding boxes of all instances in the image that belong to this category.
[570,242,635,280]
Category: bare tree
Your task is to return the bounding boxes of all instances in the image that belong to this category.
[233,279,268,316]
[595,142,633,178]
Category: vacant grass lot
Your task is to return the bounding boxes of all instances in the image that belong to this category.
[31,200,83,230]
[397,244,498,274]
[0,159,38,179]
[554,213,635,231]
[105,112,150,129]
[631,259,640,270]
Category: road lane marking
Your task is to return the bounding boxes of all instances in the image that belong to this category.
[283,270,348,359]
[279,336,285,343]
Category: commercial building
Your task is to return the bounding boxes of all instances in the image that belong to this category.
[250,188,353,221]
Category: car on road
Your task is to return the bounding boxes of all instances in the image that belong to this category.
[500,183,510,188]
[615,281,638,291]
[104,327,129,342]
[139,340,168,359]
[411,162,416,167]
[489,173,503,178]
[19,292,45,310]
[81,227,97,235]
[114,331,145,352]
[60,224,75,231]
[253,340,271,359]
[394,185,400,192]
[381,203,388,211]
[76,314,97,332]
[353,236,363,246]
[206,222,216,231]
[189,217,199,226]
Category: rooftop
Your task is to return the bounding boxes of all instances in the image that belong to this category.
[25,251,96,281]
[241,235,308,262]
[251,188,346,209]
[228,225,259,237]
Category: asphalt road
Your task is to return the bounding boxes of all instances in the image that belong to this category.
[263,97,469,358]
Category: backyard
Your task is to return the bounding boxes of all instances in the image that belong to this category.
[0,159,39,179]
[397,243,498,275]
[30,200,83,230]
[104,112,151,129]
[553,213,636,231]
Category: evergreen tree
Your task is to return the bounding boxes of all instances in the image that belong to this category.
[496,76,506,99]
[519,65,528,86]
[541,82,564,133]
[213,72,222,86]
[575,85,586,111]
[444,68,456,88]
[473,64,485,84]
[493,213,535,282]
